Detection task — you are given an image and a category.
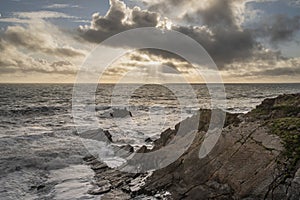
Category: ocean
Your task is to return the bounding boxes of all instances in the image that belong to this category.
[0,83,299,199]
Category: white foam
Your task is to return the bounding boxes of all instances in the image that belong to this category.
[48,164,96,200]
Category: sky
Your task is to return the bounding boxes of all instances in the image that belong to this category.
[0,0,300,83]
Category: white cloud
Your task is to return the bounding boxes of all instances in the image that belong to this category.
[14,11,78,19]
[0,11,79,24]
[44,4,80,9]
[0,18,89,75]
[3,22,85,57]
[0,40,77,74]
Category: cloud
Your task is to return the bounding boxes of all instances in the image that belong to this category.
[288,0,300,7]
[107,50,196,78]
[253,14,300,43]
[14,11,78,19]
[0,16,87,75]
[171,25,255,68]
[78,0,160,43]
[0,11,79,24]
[144,0,253,25]
[224,48,300,79]
[0,39,77,74]
[77,0,299,79]
[78,0,258,68]
[260,67,300,76]
[44,4,79,9]
[50,61,77,73]
[180,0,233,26]
[3,23,85,57]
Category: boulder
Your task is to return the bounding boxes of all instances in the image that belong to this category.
[110,108,132,118]
[80,128,112,142]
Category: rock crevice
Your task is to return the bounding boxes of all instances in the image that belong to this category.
[85,93,300,200]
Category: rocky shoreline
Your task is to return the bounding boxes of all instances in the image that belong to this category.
[83,93,300,200]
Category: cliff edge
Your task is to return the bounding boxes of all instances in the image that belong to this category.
[85,93,300,200]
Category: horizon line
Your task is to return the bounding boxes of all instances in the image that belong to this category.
[1,82,300,84]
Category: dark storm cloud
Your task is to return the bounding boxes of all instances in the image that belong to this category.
[152,0,256,67]
[129,53,150,62]
[254,14,300,43]
[79,0,256,68]
[141,0,256,68]
[184,0,236,27]
[260,67,300,76]
[78,0,159,43]
[240,64,300,77]
[171,25,255,68]
[147,0,185,15]
[78,0,300,73]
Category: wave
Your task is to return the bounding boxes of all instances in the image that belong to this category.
[0,106,69,116]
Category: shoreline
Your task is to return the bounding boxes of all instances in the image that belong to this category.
[83,93,300,199]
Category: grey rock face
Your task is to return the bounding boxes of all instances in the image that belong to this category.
[110,108,132,118]
[140,94,300,199]
[84,94,300,200]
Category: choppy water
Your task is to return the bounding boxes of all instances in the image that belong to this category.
[0,83,299,199]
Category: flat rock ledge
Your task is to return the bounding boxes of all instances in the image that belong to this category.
[84,93,300,200]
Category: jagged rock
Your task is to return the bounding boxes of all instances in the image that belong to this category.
[136,145,149,153]
[140,93,300,199]
[110,108,132,118]
[113,144,134,157]
[145,137,153,143]
[288,168,300,200]
[94,180,110,187]
[91,162,108,170]
[36,184,45,191]
[88,185,111,195]
[84,155,146,198]
[83,155,96,162]
[84,93,300,200]
[101,190,131,200]
[80,128,112,142]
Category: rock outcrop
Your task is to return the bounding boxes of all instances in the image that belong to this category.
[80,128,113,142]
[110,108,132,118]
[140,94,300,200]
[85,93,300,200]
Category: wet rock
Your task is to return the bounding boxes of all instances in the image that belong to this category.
[94,179,110,187]
[88,185,111,195]
[84,155,147,198]
[110,108,132,118]
[288,168,300,199]
[80,128,112,142]
[83,155,96,162]
[113,144,134,157]
[145,137,153,143]
[83,93,300,200]
[36,184,45,191]
[140,93,300,199]
[91,163,108,171]
[101,190,131,200]
[95,106,111,111]
[136,145,149,153]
